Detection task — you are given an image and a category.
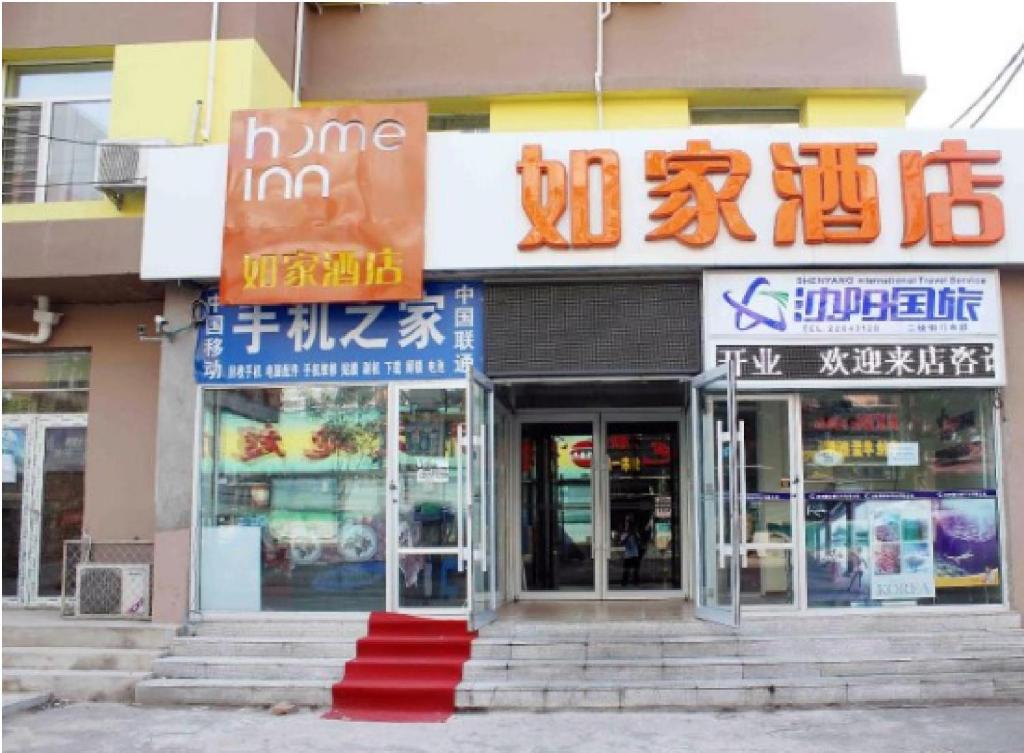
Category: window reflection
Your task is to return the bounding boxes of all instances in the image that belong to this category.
[803,390,1001,607]
[199,386,387,612]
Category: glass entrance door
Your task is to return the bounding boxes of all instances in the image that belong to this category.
[518,412,684,600]
[604,419,681,593]
[2,414,87,604]
[392,373,497,617]
[519,418,598,596]
[692,362,741,626]
[708,397,798,607]
[466,369,497,629]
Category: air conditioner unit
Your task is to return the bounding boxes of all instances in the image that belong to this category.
[93,139,167,207]
[75,564,151,619]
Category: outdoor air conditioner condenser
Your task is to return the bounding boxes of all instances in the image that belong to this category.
[75,563,151,618]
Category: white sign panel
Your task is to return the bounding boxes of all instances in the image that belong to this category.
[140,128,1024,280]
[703,269,1005,387]
[869,499,935,601]
[886,442,920,467]
[142,145,228,280]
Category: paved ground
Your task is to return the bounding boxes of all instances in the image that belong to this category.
[4,702,1023,753]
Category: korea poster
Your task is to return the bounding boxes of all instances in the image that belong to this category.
[869,498,936,600]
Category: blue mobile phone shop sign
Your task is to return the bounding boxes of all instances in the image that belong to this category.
[194,282,483,385]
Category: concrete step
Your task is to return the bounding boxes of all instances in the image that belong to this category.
[2,669,150,703]
[2,692,52,717]
[2,622,179,650]
[480,613,1023,642]
[463,654,1024,682]
[152,655,346,681]
[471,632,1024,661]
[456,671,1018,710]
[740,611,1022,634]
[3,646,165,672]
[189,619,368,639]
[168,636,358,659]
[135,678,332,707]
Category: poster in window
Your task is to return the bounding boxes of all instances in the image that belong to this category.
[933,496,1000,588]
[869,498,935,600]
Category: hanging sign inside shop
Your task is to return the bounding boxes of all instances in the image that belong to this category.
[194,282,483,385]
[219,103,427,305]
[704,270,1004,388]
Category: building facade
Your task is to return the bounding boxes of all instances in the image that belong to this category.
[4,3,1022,637]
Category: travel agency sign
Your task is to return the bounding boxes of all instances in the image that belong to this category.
[703,270,1005,388]
[220,103,427,305]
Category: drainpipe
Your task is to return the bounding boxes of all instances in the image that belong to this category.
[1,296,63,345]
[201,0,220,142]
[594,1,612,130]
[292,2,305,107]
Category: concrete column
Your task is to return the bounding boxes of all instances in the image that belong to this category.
[151,283,203,624]
[1000,271,1024,612]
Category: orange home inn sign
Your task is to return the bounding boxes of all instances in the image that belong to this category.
[139,127,1023,282]
[220,103,426,305]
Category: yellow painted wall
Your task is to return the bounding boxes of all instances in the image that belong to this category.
[109,39,291,144]
[490,95,690,132]
[3,39,291,223]
[3,200,129,222]
[801,95,907,127]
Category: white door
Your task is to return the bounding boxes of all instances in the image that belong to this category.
[465,367,498,629]
[691,360,742,627]
[2,414,88,605]
[389,374,497,622]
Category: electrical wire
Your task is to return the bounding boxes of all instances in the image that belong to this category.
[948,41,1024,127]
[1,125,197,149]
[970,52,1024,127]
[4,179,126,189]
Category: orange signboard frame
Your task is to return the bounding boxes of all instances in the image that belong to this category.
[220,102,427,305]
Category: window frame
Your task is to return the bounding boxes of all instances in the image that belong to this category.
[2,61,113,204]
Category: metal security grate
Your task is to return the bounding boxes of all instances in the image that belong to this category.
[2,104,42,203]
[77,566,123,616]
[485,280,702,378]
[62,539,154,618]
[95,141,141,185]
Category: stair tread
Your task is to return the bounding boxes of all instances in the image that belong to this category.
[5,646,164,655]
[459,671,1014,691]
[467,652,1024,667]
[4,668,151,678]
[137,678,331,688]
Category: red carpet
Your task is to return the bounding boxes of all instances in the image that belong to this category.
[323,612,477,722]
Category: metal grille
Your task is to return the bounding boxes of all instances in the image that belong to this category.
[76,564,151,618]
[77,567,124,616]
[61,539,154,618]
[485,280,702,377]
[95,141,141,185]
[2,104,42,203]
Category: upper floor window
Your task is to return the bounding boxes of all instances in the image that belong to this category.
[428,112,490,133]
[689,107,801,127]
[2,63,113,204]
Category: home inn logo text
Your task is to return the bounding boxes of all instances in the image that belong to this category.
[220,103,427,307]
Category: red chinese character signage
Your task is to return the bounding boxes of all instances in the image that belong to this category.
[221,103,427,305]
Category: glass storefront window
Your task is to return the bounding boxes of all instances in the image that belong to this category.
[2,351,90,413]
[199,386,387,612]
[802,390,1002,608]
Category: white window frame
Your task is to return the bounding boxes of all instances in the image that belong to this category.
[3,61,113,203]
